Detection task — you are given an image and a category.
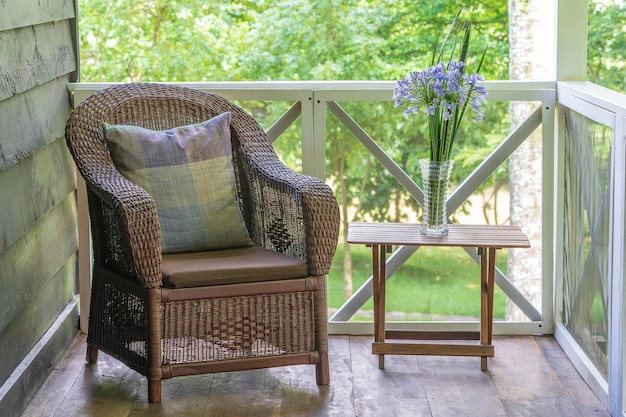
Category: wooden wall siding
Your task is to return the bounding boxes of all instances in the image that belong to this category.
[0,140,76,252]
[0,22,76,102]
[0,0,74,32]
[0,0,78,412]
[0,77,73,171]
[0,195,78,383]
[0,139,76,253]
[0,257,76,387]
[0,175,78,330]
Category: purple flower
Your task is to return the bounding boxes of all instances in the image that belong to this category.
[392,12,488,161]
[393,60,488,160]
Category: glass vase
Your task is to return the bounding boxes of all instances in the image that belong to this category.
[419,159,454,237]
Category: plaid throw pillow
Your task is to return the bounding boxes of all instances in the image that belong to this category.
[103,112,253,253]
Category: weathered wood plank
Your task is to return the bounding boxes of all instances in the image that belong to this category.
[0,76,71,171]
[0,298,78,417]
[418,354,506,417]
[50,349,142,417]
[535,336,610,417]
[0,0,75,32]
[350,336,430,417]
[488,336,565,399]
[0,22,76,101]
[0,195,78,334]
[0,257,75,386]
[9,332,87,417]
[488,336,602,417]
[203,369,279,416]
[274,336,353,417]
[502,398,586,417]
[0,138,76,253]
[20,335,611,417]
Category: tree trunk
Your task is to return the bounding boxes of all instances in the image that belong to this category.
[507,0,552,321]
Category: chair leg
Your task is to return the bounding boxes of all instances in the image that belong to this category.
[314,276,330,385]
[86,343,99,363]
[148,379,162,403]
[146,287,163,403]
[316,351,330,385]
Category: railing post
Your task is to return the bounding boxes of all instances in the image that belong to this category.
[541,89,557,334]
[307,91,326,180]
[301,92,321,178]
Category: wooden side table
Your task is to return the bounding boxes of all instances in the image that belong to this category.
[347,222,530,371]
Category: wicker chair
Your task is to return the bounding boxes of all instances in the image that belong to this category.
[65,83,340,403]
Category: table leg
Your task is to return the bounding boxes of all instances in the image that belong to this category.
[479,247,497,371]
[479,248,488,371]
[372,244,386,369]
[487,248,497,346]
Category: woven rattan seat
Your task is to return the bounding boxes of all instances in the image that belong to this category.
[65,83,340,403]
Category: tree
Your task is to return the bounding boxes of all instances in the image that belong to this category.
[78,0,510,303]
[79,0,258,82]
[506,0,551,321]
[587,1,626,93]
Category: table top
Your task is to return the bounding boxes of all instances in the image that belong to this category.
[347,222,530,249]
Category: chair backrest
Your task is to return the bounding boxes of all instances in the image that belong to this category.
[65,83,283,282]
[65,83,271,180]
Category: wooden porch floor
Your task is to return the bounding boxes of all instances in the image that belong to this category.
[21,334,610,417]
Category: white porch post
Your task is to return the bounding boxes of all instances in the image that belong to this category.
[555,0,587,81]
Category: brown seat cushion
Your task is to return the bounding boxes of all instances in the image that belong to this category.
[161,246,308,288]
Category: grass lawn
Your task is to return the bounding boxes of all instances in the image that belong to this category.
[327,242,508,321]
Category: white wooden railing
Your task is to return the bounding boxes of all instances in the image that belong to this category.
[69,80,556,336]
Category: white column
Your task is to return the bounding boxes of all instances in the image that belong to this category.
[556,0,587,81]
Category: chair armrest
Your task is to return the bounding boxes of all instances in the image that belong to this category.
[300,175,341,276]
[83,164,163,289]
[239,154,340,277]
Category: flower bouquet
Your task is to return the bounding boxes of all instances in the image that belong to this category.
[392,11,488,236]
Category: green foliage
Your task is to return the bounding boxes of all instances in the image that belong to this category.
[588,1,626,93]
[78,0,509,169]
[78,0,516,226]
[328,243,508,319]
[79,0,509,81]
[77,0,515,309]
[77,1,626,313]
[80,1,255,81]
